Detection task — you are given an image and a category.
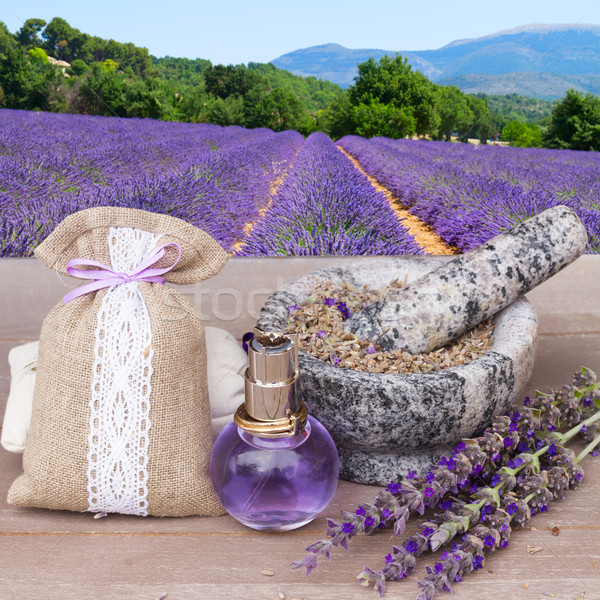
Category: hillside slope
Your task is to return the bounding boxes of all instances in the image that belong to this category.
[271,24,600,98]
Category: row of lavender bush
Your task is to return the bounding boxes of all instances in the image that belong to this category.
[237,132,424,256]
[0,109,302,255]
[3,109,600,257]
[338,135,600,253]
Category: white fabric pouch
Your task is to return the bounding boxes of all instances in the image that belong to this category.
[1,342,39,453]
[1,327,246,453]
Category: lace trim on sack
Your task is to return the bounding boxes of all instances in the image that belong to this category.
[87,227,162,516]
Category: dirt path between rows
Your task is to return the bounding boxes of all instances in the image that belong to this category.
[337,146,459,255]
[231,169,290,254]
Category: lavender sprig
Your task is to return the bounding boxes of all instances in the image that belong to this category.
[360,445,551,595]
[365,412,594,596]
[417,432,593,600]
[291,368,600,578]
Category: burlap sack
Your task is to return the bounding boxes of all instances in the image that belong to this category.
[8,207,229,517]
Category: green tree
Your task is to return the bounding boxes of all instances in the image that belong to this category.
[202,95,246,126]
[351,100,416,139]
[247,62,343,113]
[69,59,88,76]
[502,120,543,147]
[477,92,555,133]
[102,58,119,72]
[152,56,211,86]
[77,63,127,116]
[349,55,439,136]
[124,77,176,120]
[28,47,49,64]
[177,81,211,122]
[79,36,108,64]
[244,87,308,131]
[16,18,46,49]
[203,64,265,99]
[41,17,74,59]
[463,95,492,143]
[319,93,354,140]
[435,86,472,141]
[544,89,600,151]
[0,21,52,110]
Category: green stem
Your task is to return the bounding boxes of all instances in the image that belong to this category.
[563,408,600,444]
[575,434,600,464]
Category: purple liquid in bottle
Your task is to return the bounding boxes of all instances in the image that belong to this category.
[210,415,339,531]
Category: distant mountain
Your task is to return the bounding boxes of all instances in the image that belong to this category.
[271,24,600,99]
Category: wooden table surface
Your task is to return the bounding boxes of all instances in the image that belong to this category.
[1,256,599,600]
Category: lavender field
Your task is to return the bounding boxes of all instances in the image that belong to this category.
[238,132,423,255]
[339,135,600,253]
[0,109,302,255]
[1,109,600,257]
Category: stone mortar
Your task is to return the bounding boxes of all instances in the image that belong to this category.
[256,257,538,486]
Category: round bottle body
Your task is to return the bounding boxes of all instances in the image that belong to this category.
[210,415,339,531]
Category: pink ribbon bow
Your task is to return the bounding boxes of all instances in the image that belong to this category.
[63,243,182,303]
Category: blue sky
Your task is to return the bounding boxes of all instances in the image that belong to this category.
[3,1,600,65]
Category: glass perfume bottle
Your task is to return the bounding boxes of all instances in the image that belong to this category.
[210,330,339,532]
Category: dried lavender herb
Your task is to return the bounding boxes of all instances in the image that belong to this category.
[286,279,494,374]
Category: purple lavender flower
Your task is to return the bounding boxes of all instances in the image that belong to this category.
[336,301,351,319]
[386,481,401,494]
[341,522,354,534]
[453,441,467,454]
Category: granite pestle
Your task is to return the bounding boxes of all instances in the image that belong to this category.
[346,205,588,354]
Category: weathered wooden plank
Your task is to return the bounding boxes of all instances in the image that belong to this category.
[531,334,600,391]
[0,525,597,600]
